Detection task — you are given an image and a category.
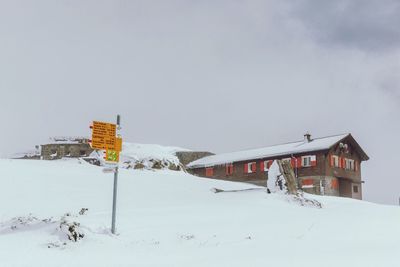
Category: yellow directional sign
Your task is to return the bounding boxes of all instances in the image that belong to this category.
[91,121,117,150]
[115,137,122,152]
[105,150,120,162]
[89,120,122,163]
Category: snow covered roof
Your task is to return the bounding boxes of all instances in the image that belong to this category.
[43,137,90,145]
[187,133,367,168]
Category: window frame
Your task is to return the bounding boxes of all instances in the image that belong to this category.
[247,162,256,173]
[302,156,312,167]
[353,185,359,193]
[263,160,270,172]
[332,155,339,167]
[345,158,355,171]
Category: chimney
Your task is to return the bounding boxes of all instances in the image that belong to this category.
[304,132,312,142]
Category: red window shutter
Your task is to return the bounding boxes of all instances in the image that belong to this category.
[230,164,232,174]
[302,178,313,186]
[290,159,295,168]
[330,155,334,167]
[251,163,257,172]
[206,167,213,177]
[331,179,339,189]
[244,163,248,173]
[297,157,302,168]
[338,157,342,168]
[311,156,317,167]
[342,158,345,169]
[311,161,317,167]
[260,161,265,171]
[225,165,229,175]
[355,161,358,171]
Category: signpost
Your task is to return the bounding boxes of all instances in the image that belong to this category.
[91,121,117,150]
[89,115,122,234]
[111,115,121,235]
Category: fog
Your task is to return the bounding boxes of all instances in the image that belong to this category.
[0,0,399,204]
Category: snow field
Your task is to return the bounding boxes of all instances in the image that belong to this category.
[0,158,399,267]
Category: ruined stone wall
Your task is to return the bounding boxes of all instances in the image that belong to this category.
[41,144,94,160]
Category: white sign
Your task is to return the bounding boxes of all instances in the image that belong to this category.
[102,167,116,174]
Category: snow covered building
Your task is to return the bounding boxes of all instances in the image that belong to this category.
[41,137,93,160]
[187,133,369,199]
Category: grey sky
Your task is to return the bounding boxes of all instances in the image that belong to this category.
[0,0,399,205]
[291,0,400,51]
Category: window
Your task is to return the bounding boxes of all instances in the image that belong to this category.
[245,162,257,173]
[263,160,272,171]
[205,167,214,177]
[225,164,234,175]
[353,185,359,193]
[331,155,339,167]
[345,158,355,171]
[302,155,316,167]
[302,156,311,167]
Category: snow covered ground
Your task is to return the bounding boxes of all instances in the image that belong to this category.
[1,157,400,266]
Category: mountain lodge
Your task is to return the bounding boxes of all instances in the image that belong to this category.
[187,133,369,199]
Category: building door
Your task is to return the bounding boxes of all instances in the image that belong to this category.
[351,183,362,200]
[338,178,352,198]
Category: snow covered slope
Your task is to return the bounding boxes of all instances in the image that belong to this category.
[0,158,399,267]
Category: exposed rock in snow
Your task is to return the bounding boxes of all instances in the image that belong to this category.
[57,213,84,243]
[90,142,189,171]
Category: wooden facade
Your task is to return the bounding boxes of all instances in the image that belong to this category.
[187,134,369,199]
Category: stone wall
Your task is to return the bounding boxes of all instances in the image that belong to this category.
[41,143,94,160]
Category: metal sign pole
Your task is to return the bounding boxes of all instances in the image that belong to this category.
[111,114,120,234]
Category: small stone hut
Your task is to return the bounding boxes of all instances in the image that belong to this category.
[41,137,93,160]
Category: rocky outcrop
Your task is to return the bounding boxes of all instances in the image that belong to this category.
[175,151,214,166]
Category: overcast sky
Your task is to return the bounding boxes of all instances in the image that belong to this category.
[0,0,399,205]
